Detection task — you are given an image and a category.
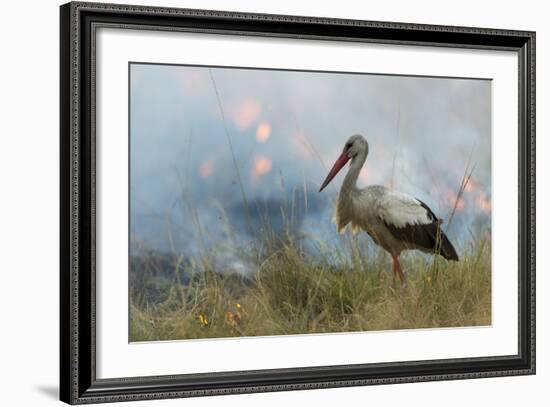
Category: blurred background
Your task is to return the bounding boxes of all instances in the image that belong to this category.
[130,63,491,274]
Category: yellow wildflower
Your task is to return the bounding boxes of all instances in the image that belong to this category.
[198,313,209,327]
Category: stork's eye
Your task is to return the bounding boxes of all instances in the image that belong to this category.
[345,142,352,151]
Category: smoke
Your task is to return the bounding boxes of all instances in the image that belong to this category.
[130,64,491,267]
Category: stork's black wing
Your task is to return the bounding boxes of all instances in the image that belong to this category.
[381,198,459,261]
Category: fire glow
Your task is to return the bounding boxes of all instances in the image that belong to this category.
[477,191,492,213]
[439,186,466,212]
[256,121,271,143]
[251,155,272,181]
[464,178,492,213]
[199,159,215,178]
[451,195,466,211]
[464,177,480,193]
[230,99,261,131]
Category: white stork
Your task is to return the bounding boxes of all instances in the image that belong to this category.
[319,134,459,287]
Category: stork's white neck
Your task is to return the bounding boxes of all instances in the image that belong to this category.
[341,149,367,193]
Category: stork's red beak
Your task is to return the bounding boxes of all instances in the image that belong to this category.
[319,152,350,192]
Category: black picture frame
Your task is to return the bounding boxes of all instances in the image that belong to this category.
[60,1,536,404]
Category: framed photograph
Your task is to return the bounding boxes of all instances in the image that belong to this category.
[60,1,535,404]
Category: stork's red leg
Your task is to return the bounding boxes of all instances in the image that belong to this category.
[391,254,407,288]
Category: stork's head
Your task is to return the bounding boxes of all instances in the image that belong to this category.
[344,134,369,159]
[319,134,369,192]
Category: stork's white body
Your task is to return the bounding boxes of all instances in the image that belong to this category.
[336,185,435,257]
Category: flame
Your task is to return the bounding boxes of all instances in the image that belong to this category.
[199,159,214,178]
[442,187,465,212]
[477,191,492,213]
[230,99,261,131]
[256,121,271,143]
[251,155,272,181]
[455,197,466,211]
[464,177,481,193]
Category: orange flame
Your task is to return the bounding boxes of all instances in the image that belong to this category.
[230,99,261,131]
[477,191,492,213]
[464,177,481,193]
[455,197,466,211]
[199,159,214,178]
[256,121,271,143]
[442,187,465,212]
[251,155,272,181]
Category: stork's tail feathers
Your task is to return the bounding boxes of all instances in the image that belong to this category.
[382,215,460,262]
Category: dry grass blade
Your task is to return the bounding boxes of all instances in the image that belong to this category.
[208,69,253,234]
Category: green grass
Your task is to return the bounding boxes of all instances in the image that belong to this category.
[129,231,491,342]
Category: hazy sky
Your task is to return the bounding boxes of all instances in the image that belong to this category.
[130,63,491,269]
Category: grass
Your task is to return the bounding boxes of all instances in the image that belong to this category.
[129,229,491,342]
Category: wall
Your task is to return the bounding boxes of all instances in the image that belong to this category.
[0,0,545,405]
